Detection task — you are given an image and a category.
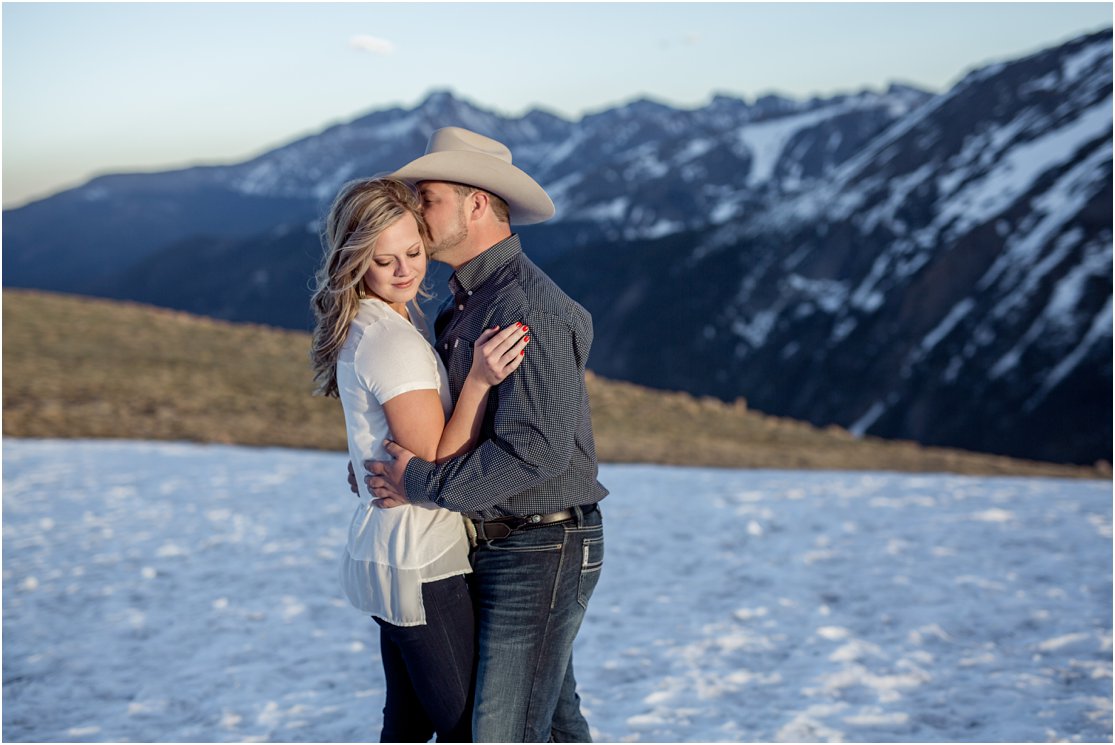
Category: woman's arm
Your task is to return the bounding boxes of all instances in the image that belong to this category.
[383,324,528,463]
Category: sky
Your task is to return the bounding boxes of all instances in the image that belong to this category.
[2,2,1112,208]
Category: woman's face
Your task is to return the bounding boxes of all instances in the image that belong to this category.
[361,212,426,314]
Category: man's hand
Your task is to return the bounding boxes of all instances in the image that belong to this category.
[366,439,417,509]
[347,461,359,496]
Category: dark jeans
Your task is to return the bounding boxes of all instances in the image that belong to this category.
[375,574,476,743]
[470,504,604,742]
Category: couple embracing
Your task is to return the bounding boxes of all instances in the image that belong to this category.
[310,127,607,742]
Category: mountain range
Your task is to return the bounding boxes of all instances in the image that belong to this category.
[4,28,1111,465]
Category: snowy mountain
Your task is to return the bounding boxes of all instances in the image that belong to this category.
[1,82,929,290]
[2,29,1110,465]
[546,29,1112,466]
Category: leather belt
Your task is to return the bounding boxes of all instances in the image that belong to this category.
[471,503,597,542]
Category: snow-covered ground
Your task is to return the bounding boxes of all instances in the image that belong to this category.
[3,439,1111,742]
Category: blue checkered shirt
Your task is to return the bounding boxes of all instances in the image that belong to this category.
[402,234,608,519]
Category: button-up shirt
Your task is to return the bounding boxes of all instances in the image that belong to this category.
[402,234,608,519]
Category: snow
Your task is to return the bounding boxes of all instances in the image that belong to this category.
[731,309,779,349]
[540,171,584,209]
[935,96,1113,238]
[860,163,935,235]
[3,439,1111,743]
[979,137,1112,297]
[1062,39,1112,83]
[536,133,585,174]
[850,254,888,312]
[1025,295,1114,412]
[367,114,421,141]
[624,145,670,180]
[312,163,357,202]
[236,160,281,196]
[985,204,1109,385]
[990,231,1111,382]
[737,105,846,187]
[943,112,1041,200]
[1021,72,1060,95]
[674,137,716,164]
[579,196,630,222]
[709,199,741,225]
[789,93,954,224]
[781,42,1110,234]
[829,316,859,344]
[1044,236,1112,322]
[918,298,975,356]
[785,275,850,315]
[81,187,110,202]
[643,219,685,240]
[848,402,887,437]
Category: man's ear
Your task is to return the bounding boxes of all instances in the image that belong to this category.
[466,190,490,222]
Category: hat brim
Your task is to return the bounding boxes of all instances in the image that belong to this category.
[393,151,555,225]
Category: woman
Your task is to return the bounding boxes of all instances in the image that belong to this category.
[309,176,528,742]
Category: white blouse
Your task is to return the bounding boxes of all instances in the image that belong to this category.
[335,298,471,626]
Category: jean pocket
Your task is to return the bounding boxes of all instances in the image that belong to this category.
[577,535,604,608]
[486,541,564,553]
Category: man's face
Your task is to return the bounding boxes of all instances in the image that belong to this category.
[417,181,469,259]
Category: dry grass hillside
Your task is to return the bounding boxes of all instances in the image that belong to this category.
[3,289,1104,479]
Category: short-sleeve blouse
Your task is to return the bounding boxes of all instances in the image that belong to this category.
[335,298,471,626]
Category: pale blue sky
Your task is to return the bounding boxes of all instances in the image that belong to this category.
[3,2,1111,208]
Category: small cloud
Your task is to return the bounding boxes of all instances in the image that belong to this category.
[659,32,702,50]
[350,34,396,56]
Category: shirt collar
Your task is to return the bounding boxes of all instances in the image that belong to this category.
[449,234,521,299]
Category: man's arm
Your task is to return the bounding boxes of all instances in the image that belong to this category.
[365,324,528,508]
[371,309,590,514]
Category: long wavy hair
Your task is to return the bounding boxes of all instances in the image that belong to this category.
[310,177,428,398]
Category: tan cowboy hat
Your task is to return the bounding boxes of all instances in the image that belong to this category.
[393,127,556,225]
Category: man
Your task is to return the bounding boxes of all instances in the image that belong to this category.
[364,127,608,742]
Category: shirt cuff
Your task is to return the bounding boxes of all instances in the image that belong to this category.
[403,455,436,506]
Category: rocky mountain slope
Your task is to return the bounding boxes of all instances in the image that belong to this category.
[548,29,1112,465]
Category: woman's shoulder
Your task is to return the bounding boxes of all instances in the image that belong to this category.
[350,300,405,337]
[351,302,432,356]
[349,306,441,397]
[353,297,395,325]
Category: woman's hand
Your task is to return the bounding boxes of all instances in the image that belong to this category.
[465,323,529,388]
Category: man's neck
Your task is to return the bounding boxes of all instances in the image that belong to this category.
[446,227,513,270]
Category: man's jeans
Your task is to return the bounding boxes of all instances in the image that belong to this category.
[470,504,604,742]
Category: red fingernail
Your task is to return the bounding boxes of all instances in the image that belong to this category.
[520,350,525,356]
[522,326,529,332]
[524,336,530,343]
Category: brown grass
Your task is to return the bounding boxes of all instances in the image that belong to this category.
[3,289,1104,479]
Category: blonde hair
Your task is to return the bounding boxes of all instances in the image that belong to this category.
[310,177,428,398]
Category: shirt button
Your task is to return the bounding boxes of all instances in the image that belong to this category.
[467,290,473,296]
[457,304,465,311]
[443,343,449,350]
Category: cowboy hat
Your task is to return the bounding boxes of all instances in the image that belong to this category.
[393,127,556,225]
